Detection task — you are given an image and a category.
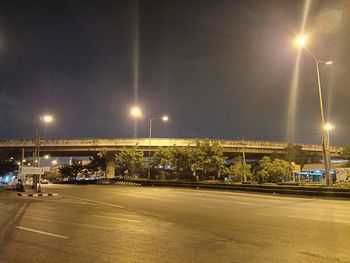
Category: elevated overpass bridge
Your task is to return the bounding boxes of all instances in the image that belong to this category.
[0,137,343,158]
[0,138,344,178]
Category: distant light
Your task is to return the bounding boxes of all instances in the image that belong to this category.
[162,115,169,122]
[131,106,142,118]
[51,160,58,165]
[23,159,26,162]
[324,123,334,131]
[44,155,50,159]
[42,114,53,123]
[28,163,31,166]
[296,36,308,47]
[325,61,333,65]
[17,161,21,165]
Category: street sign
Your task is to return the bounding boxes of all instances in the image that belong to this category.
[291,163,301,173]
[43,166,51,172]
[19,166,45,175]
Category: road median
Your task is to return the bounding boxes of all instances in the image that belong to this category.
[121,179,350,198]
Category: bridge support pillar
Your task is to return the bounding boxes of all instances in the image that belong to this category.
[106,152,115,179]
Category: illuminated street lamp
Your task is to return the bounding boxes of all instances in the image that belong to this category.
[324,123,334,132]
[35,114,55,166]
[131,106,169,180]
[34,113,55,192]
[295,36,307,47]
[130,106,143,119]
[296,36,333,186]
[41,114,53,123]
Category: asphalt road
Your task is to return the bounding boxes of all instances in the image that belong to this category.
[0,185,349,263]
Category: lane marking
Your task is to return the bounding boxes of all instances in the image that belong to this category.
[15,226,69,239]
[61,194,125,209]
[233,201,253,205]
[92,215,142,223]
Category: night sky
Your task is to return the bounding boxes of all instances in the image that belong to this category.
[0,0,349,146]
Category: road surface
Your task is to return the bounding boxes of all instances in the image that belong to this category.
[0,184,349,263]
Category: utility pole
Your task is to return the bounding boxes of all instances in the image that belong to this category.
[241,138,247,182]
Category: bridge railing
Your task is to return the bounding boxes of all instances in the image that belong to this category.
[0,138,343,154]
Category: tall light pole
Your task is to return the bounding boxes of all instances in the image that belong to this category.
[324,122,334,184]
[34,114,54,192]
[130,106,168,180]
[296,36,333,186]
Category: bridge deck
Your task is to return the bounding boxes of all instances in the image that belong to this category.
[0,138,343,158]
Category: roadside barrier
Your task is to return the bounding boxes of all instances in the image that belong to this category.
[112,181,141,187]
[17,193,58,197]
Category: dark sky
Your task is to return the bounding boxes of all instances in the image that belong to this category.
[0,0,349,145]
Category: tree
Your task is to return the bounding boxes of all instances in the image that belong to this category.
[284,143,322,168]
[115,146,144,177]
[152,147,171,179]
[268,159,292,183]
[58,164,73,179]
[256,156,291,183]
[192,139,226,179]
[256,156,272,183]
[284,143,309,168]
[0,159,17,176]
[71,160,84,179]
[226,162,252,182]
[87,153,106,177]
[168,145,193,179]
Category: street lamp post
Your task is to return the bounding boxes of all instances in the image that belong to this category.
[34,114,54,192]
[130,106,168,180]
[296,36,333,186]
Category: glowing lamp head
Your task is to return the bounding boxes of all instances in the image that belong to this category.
[44,155,50,159]
[42,114,53,123]
[51,160,58,165]
[296,36,307,47]
[131,106,143,118]
[325,61,333,65]
[324,123,334,131]
[162,115,169,122]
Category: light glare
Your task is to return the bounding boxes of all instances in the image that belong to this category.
[296,36,307,47]
[324,123,334,131]
[131,106,142,118]
[42,114,53,123]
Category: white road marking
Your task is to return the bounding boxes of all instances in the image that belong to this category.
[61,194,125,209]
[92,215,142,223]
[232,201,253,205]
[15,226,69,239]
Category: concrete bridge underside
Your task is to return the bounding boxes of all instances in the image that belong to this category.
[0,138,344,178]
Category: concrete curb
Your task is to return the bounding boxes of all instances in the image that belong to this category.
[17,193,58,197]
